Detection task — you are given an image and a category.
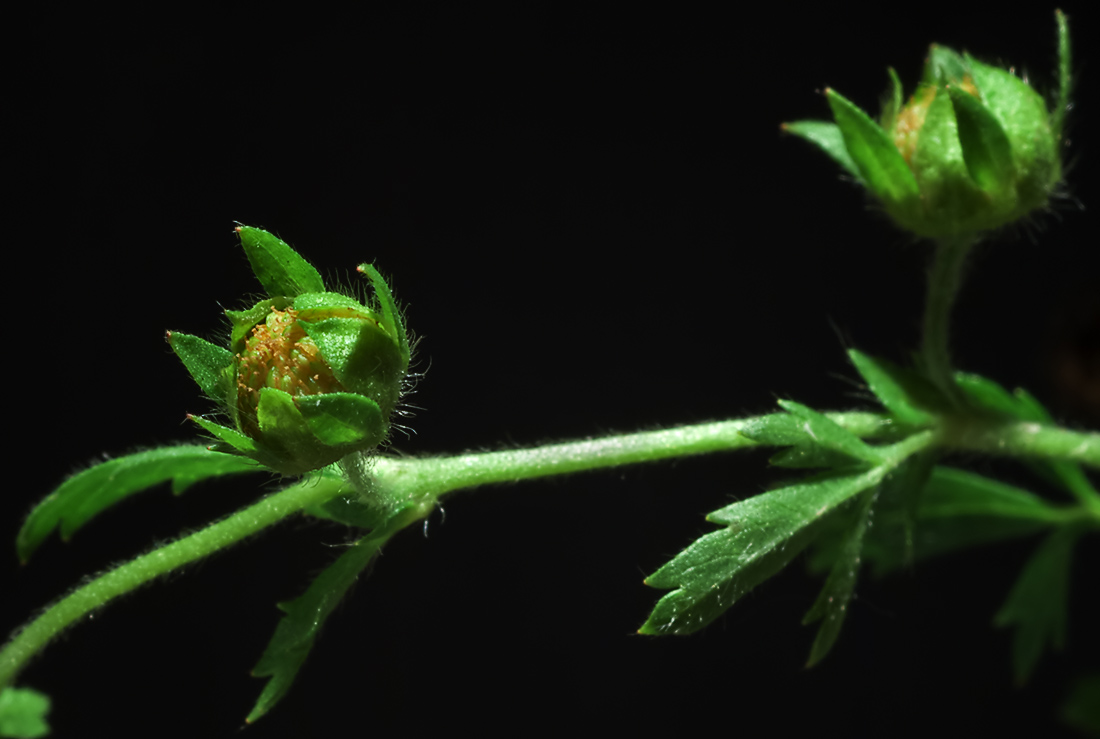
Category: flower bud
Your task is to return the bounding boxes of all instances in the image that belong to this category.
[783,11,1071,239]
[167,226,411,475]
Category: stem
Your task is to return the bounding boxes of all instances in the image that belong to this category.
[922,236,975,407]
[0,473,349,687]
[368,412,897,502]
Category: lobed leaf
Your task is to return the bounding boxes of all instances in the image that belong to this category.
[641,466,890,635]
[17,446,262,562]
[803,487,877,666]
[777,400,884,464]
[236,226,326,299]
[247,508,415,723]
[0,687,50,739]
[993,526,1083,683]
[847,350,942,425]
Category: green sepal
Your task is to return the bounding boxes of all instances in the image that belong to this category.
[781,121,863,183]
[236,226,326,298]
[825,88,921,207]
[306,493,389,530]
[802,487,877,666]
[948,84,1016,196]
[964,55,1059,206]
[848,349,939,425]
[911,84,988,229]
[1051,10,1072,147]
[226,299,280,354]
[166,331,233,401]
[0,686,50,739]
[879,67,903,129]
[922,44,969,86]
[297,315,405,417]
[188,415,262,455]
[256,387,318,454]
[358,263,411,366]
[16,446,261,562]
[297,392,386,447]
[993,526,1082,683]
[247,505,420,723]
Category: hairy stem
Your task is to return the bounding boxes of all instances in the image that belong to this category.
[0,473,349,687]
[922,236,976,407]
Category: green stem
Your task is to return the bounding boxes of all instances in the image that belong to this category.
[0,473,349,688]
[922,236,976,407]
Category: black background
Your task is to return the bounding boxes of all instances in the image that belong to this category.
[5,4,1098,737]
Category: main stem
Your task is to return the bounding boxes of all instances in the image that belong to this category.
[922,235,976,407]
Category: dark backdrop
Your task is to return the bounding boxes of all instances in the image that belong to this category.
[6,4,1097,737]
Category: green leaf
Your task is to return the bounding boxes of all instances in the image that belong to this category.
[17,446,262,562]
[848,349,938,425]
[803,487,876,666]
[949,85,1015,195]
[919,466,1067,522]
[781,120,863,182]
[954,372,1039,421]
[297,392,385,446]
[641,466,890,635]
[769,443,855,469]
[0,687,50,739]
[236,225,325,298]
[166,331,233,402]
[247,507,415,723]
[305,493,389,530]
[738,412,813,447]
[777,400,883,464]
[911,83,988,224]
[825,88,921,205]
[993,526,1082,683]
[1060,673,1100,736]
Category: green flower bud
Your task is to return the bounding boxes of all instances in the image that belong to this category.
[167,226,411,475]
[783,11,1071,239]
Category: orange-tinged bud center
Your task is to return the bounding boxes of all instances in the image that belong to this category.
[893,86,937,165]
[235,308,343,435]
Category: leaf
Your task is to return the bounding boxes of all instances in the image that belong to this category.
[825,88,921,205]
[769,443,855,469]
[848,349,939,425]
[246,507,415,723]
[17,446,262,562]
[297,392,385,446]
[919,466,1068,522]
[1060,673,1100,736]
[777,400,884,464]
[780,120,863,182]
[803,487,877,666]
[358,263,411,366]
[0,687,50,739]
[640,466,889,635]
[236,225,326,299]
[955,372,1039,421]
[993,526,1082,683]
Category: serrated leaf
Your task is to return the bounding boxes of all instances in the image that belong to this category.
[641,466,889,635]
[236,225,325,298]
[777,400,883,464]
[993,526,1082,683]
[803,487,876,666]
[848,349,937,425]
[0,687,50,739]
[781,120,863,182]
[247,507,415,723]
[825,88,921,205]
[17,446,262,562]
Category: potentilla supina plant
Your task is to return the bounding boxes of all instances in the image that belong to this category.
[167,226,411,475]
[783,11,1071,238]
